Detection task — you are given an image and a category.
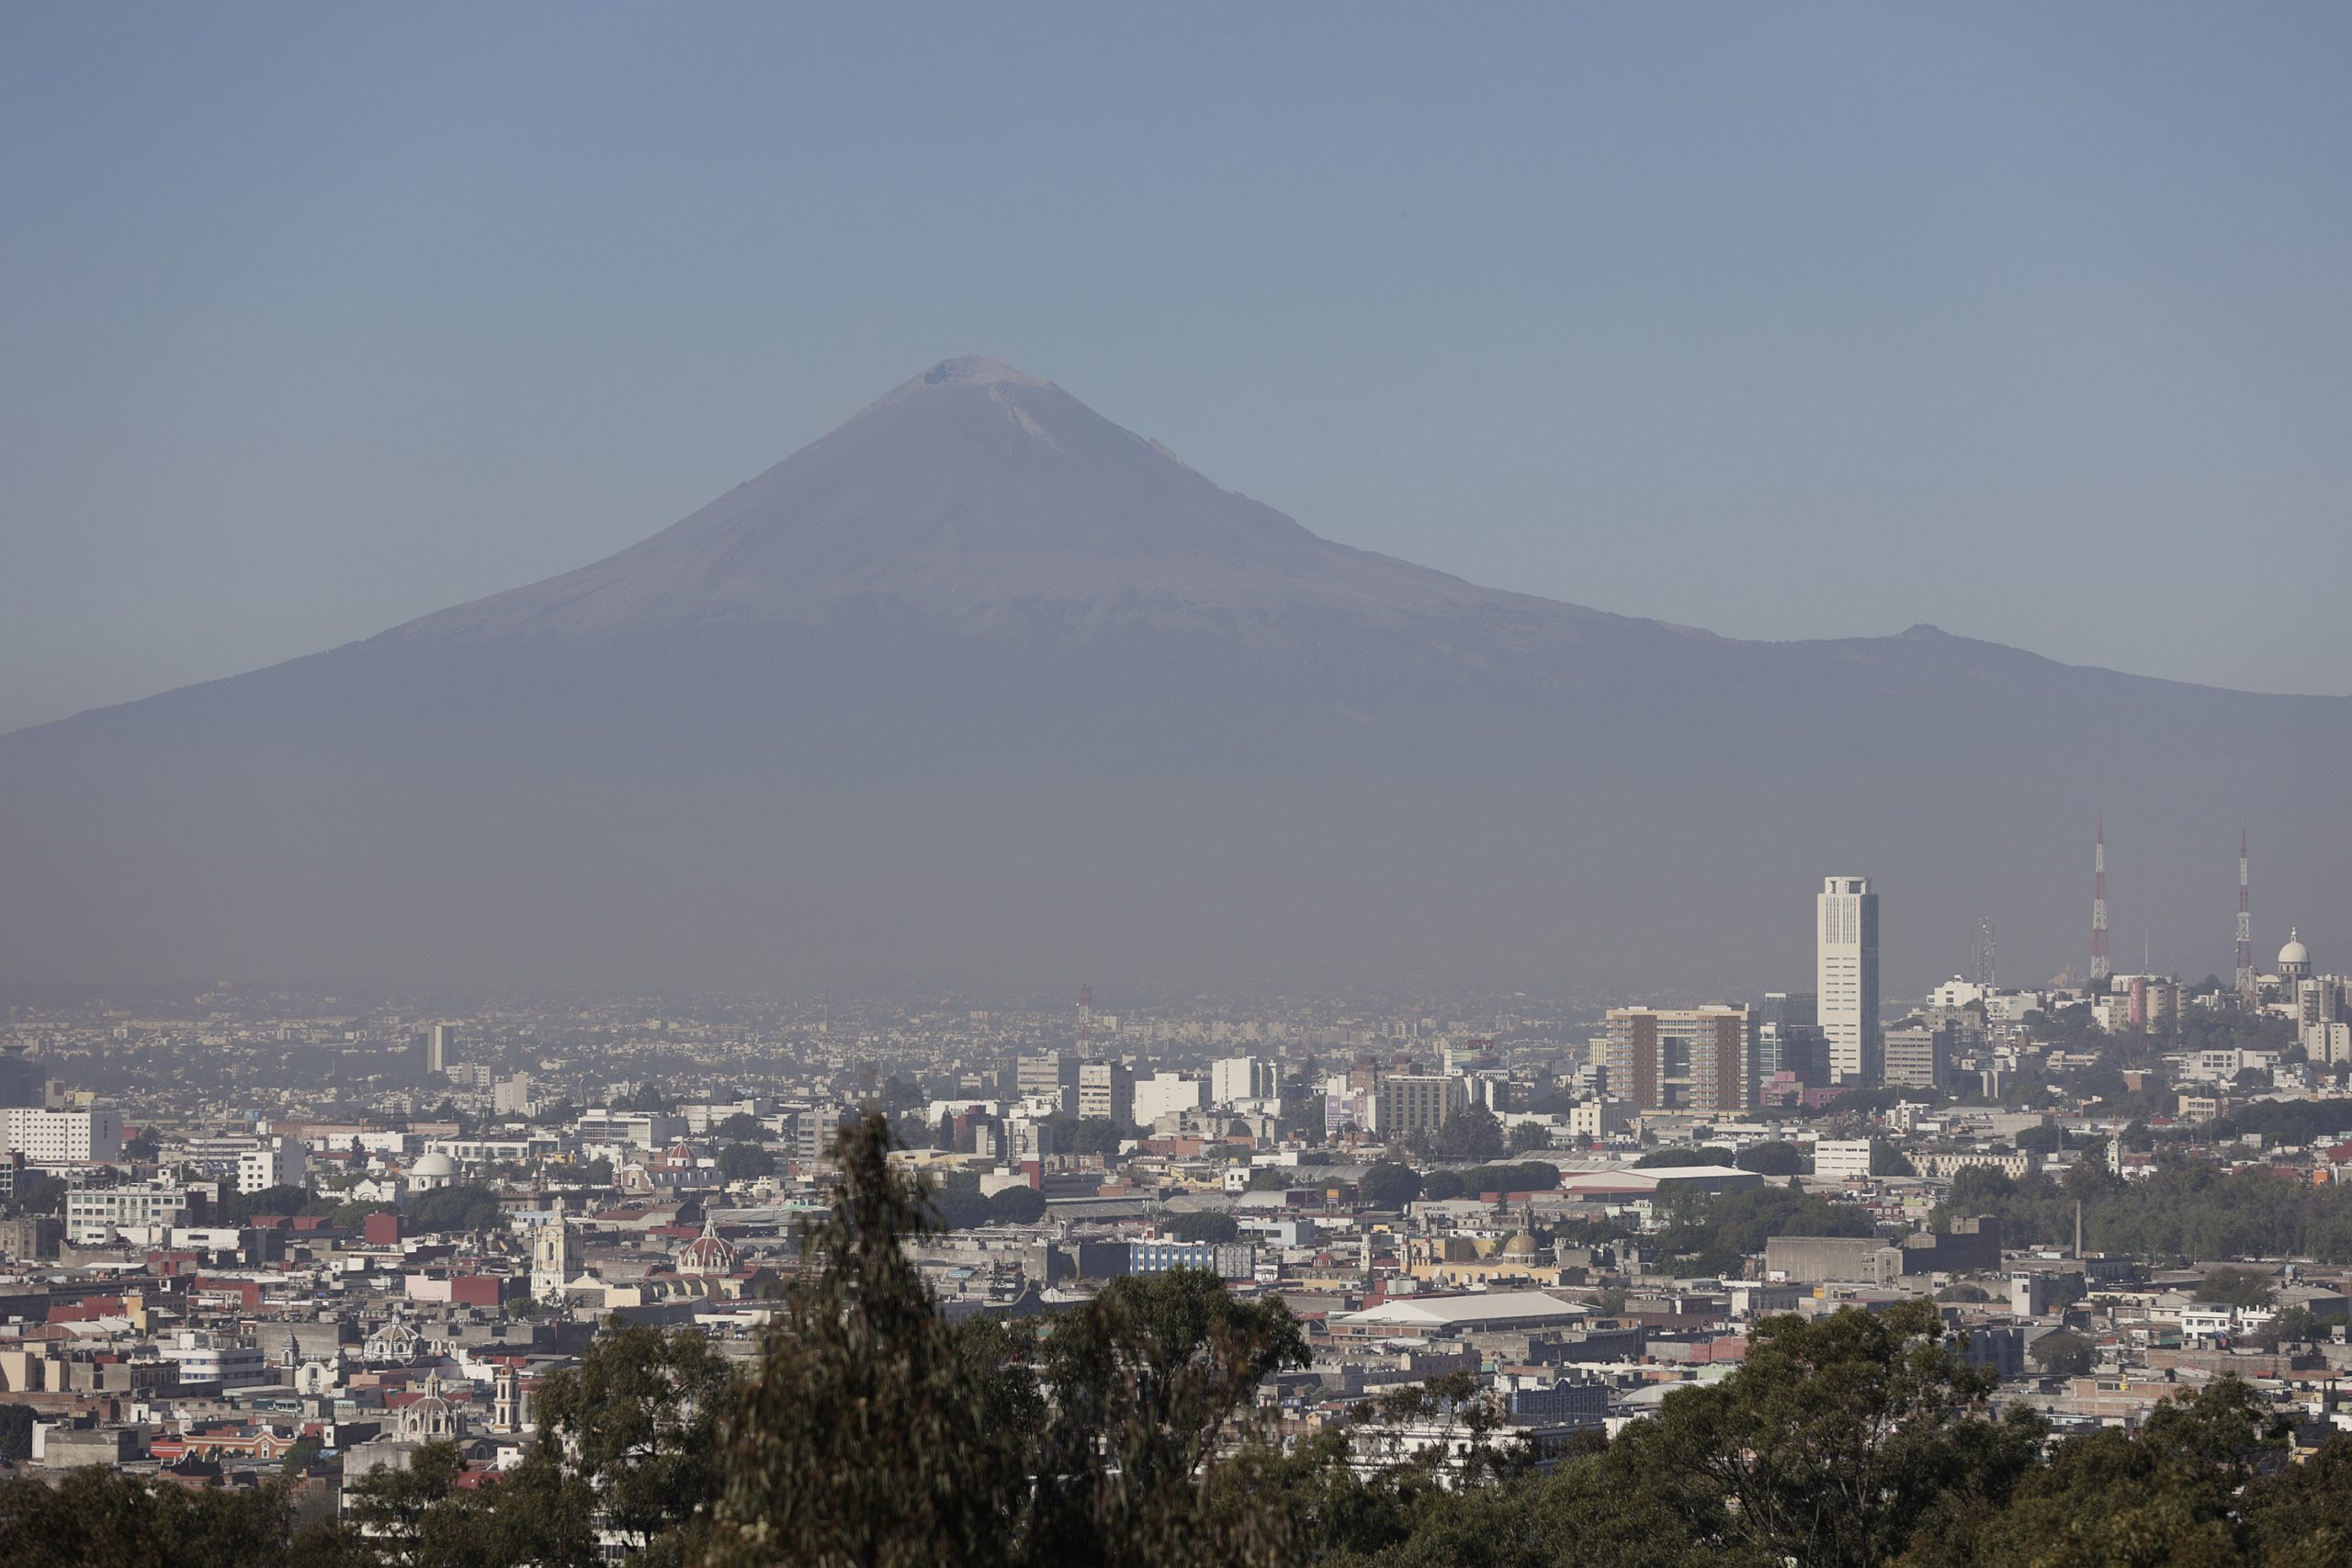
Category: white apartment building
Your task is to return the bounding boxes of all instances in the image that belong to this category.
[1209,1057,1281,1107]
[1816,876,1881,1085]
[66,1184,196,1246]
[492,1074,537,1116]
[1133,1072,1207,1127]
[1814,1138,1875,1182]
[237,1137,309,1195]
[1,1107,123,1165]
[164,1330,270,1391]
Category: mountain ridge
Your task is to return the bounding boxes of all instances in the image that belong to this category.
[3,356,2345,993]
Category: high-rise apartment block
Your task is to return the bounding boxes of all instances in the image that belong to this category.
[1375,1075,1463,1142]
[1209,1056,1281,1106]
[1602,1006,1753,1113]
[1016,1052,1080,1116]
[424,1024,455,1076]
[1076,1061,1133,1125]
[1756,991,1821,1082]
[1882,1024,1954,1091]
[1816,876,1881,1085]
[0,1107,123,1164]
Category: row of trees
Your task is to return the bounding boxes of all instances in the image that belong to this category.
[9,1114,2352,1566]
[1938,1151,2352,1263]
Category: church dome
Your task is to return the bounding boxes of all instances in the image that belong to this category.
[2279,929,2312,968]
[412,1151,458,1178]
[679,1216,739,1276]
[1498,1231,1540,1258]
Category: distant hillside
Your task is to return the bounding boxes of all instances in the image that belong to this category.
[4,357,2343,993]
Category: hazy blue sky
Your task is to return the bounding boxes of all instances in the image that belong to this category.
[6,4,2349,734]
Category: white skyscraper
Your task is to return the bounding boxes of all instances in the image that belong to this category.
[1816,875,1880,1085]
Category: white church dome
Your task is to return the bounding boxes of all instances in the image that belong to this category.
[2278,929,2311,967]
[411,1151,458,1178]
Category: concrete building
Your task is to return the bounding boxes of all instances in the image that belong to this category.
[1756,991,1820,1083]
[1015,1052,1079,1116]
[423,1023,455,1076]
[1601,1006,1753,1112]
[1375,1075,1464,1142]
[1764,1234,1904,1285]
[1209,1056,1281,1107]
[236,1137,307,1195]
[65,1184,198,1244]
[1814,1138,1875,1182]
[492,1073,536,1116]
[1077,1061,1134,1125]
[1133,1072,1206,1127]
[0,1107,123,1164]
[1882,1024,1954,1091]
[1816,875,1881,1085]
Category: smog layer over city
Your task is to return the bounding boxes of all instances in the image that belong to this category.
[3,8,2351,1566]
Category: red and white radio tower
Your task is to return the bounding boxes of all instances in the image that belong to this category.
[2235,830,2255,1004]
[2089,816,2109,983]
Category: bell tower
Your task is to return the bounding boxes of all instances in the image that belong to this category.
[531,1216,575,1303]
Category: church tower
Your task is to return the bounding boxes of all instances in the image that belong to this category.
[531,1216,575,1304]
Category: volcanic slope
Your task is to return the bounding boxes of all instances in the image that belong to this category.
[4,357,2344,990]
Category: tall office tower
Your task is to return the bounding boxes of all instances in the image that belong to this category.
[424,1024,455,1076]
[1816,876,1881,1085]
[2235,830,2256,1005]
[1756,991,1821,1082]
[1603,1006,1753,1112]
[2090,818,2110,983]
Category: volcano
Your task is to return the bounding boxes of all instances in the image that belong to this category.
[4,357,2346,995]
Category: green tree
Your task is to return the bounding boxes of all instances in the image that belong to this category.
[0,1404,31,1463]
[221,1183,312,1223]
[527,1321,740,1564]
[712,1112,765,1142]
[1506,1120,1551,1154]
[1949,1379,2284,1567]
[8,1172,65,1216]
[709,1111,1039,1567]
[0,1468,337,1568]
[1431,1106,1506,1162]
[2196,1266,2278,1309]
[716,1142,775,1183]
[1357,1161,1423,1209]
[1617,1299,2036,1568]
[406,1184,504,1234]
[1870,1143,1917,1178]
[987,1184,1047,1224]
[1166,1210,1239,1244]
[1419,1169,1464,1201]
[2027,1330,2094,1378]
[1735,1141,1803,1176]
[1029,1268,1310,1565]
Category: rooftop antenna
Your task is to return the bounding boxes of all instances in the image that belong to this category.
[2236,829,2256,1005]
[2090,817,2110,983]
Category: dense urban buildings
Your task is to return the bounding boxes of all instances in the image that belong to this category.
[2,900,2350,1557]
